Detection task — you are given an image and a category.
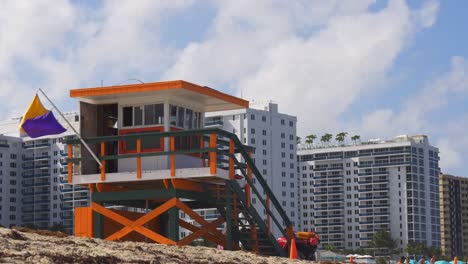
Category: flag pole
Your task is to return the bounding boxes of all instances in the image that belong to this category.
[37,88,103,168]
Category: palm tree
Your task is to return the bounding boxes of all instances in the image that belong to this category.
[321,133,333,146]
[305,134,316,146]
[351,135,361,144]
[335,132,348,145]
[296,136,301,145]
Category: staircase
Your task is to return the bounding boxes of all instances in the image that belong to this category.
[204,131,294,257]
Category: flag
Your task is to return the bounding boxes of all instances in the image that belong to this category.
[19,94,66,138]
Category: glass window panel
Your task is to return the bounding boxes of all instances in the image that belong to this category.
[134,106,143,126]
[144,104,155,125]
[154,104,164,125]
[193,112,199,129]
[177,107,185,127]
[123,107,133,127]
[185,109,193,129]
[144,104,163,125]
[170,105,177,126]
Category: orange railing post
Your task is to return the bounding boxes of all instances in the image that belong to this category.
[229,139,235,180]
[170,136,175,177]
[100,142,106,181]
[209,133,217,175]
[67,144,73,184]
[136,138,142,179]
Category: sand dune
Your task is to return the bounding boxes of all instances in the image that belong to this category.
[0,227,314,264]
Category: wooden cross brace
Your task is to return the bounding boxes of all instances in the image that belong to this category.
[91,197,227,247]
[91,198,178,245]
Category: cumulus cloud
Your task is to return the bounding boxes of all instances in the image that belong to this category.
[358,56,468,173]
[0,0,193,117]
[163,0,439,136]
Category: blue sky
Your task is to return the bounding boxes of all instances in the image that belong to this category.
[1,0,468,176]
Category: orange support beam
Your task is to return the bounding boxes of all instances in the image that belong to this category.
[170,137,175,177]
[209,133,217,175]
[177,217,225,246]
[67,144,73,184]
[175,199,225,239]
[266,195,271,236]
[229,139,235,180]
[92,199,177,245]
[163,179,170,189]
[100,142,106,181]
[74,207,93,238]
[178,219,226,247]
[136,138,142,179]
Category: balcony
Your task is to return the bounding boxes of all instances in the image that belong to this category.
[359,220,390,225]
[358,161,410,168]
[34,218,51,222]
[205,120,224,127]
[22,191,50,196]
[22,155,51,161]
[313,174,343,180]
[315,206,344,211]
[314,222,344,227]
[314,182,344,187]
[359,195,388,201]
[358,178,388,184]
[22,163,50,170]
[314,215,343,219]
[359,187,389,193]
[22,173,51,179]
[23,143,51,149]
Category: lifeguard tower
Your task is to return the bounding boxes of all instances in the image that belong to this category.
[66,80,294,256]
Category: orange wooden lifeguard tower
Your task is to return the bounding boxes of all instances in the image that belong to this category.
[67,80,294,256]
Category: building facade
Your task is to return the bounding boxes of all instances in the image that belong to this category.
[0,135,23,228]
[439,174,468,258]
[204,101,298,237]
[297,135,440,251]
[0,113,89,233]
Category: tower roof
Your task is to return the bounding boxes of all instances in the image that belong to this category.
[70,80,248,112]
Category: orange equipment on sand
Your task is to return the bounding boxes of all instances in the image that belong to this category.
[277,231,320,260]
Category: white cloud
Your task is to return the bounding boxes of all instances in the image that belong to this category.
[0,0,194,117]
[357,56,468,173]
[163,0,439,136]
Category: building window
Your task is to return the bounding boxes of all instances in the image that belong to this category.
[262,116,266,122]
[281,119,285,125]
[251,128,255,134]
[250,114,255,120]
[144,104,164,126]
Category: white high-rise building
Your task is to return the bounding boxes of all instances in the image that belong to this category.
[205,101,298,237]
[297,135,441,251]
[0,113,89,233]
[0,135,23,227]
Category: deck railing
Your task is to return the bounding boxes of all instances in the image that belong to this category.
[64,128,294,240]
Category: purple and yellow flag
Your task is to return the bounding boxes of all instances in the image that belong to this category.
[19,94,66,138]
